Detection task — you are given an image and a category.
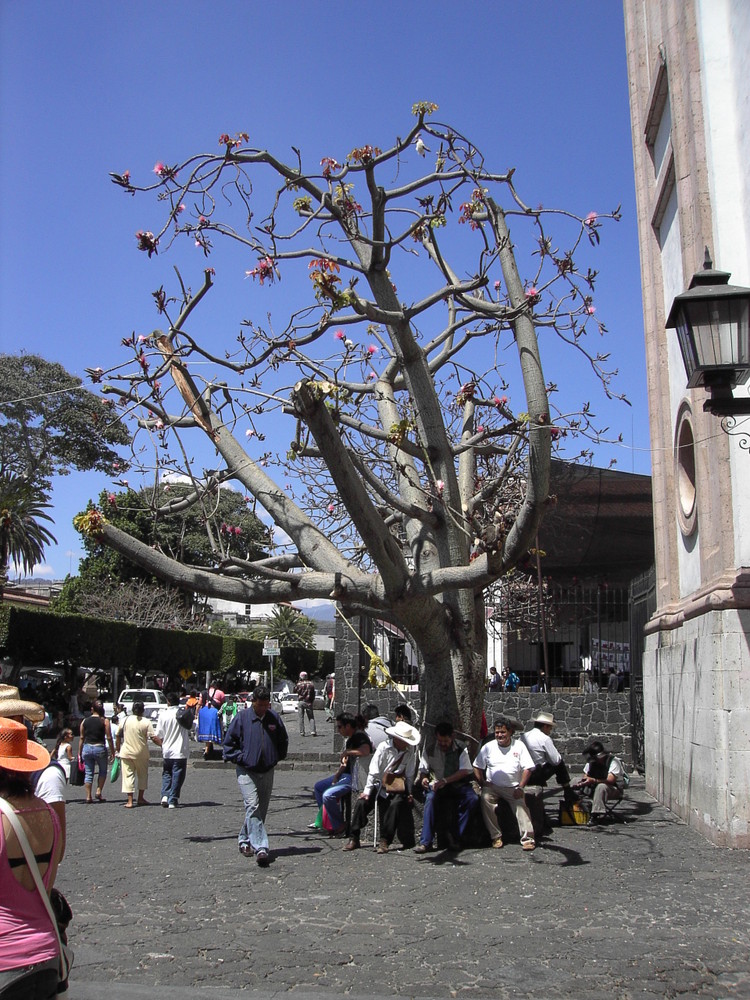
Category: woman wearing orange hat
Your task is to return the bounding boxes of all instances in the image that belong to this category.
[0,717,64,998]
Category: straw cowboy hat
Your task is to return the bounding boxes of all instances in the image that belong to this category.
[0,717,50,772]
[0,684,45,723]
[384,720,421,746]
[531,710,556,727]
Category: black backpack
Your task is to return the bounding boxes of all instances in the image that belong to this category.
[176,706,195,730]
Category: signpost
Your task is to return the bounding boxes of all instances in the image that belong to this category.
[262,638,280,695]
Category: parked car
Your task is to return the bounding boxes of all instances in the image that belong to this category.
[104,689,169,722]
[272,692,299,714]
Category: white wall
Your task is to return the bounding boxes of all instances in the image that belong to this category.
[644,608,750,847]
[697,0,750,566]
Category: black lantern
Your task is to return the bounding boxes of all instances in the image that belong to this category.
[666,248,750,415]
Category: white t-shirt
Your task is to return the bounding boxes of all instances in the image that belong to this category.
[154,707,190,760]
[584,755,625,789]
[521,728,562,768]
[35,763,67,804]
[55,743,73,781]
[472,739,534,788]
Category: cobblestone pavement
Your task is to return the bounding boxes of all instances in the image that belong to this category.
[59,725,750,1000]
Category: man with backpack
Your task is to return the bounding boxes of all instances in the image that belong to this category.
[575,740,628,824]
[151,691,191,809]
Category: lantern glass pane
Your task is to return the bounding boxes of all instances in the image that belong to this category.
[675,312,697,380]
[686,297,750,367]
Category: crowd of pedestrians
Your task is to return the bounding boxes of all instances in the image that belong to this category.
[0,674,629,995]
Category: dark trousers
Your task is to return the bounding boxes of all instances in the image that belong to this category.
[350,791,415,847]
[420,783,478,846]
[529,759,571,787]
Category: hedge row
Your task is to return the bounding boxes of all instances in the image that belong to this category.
[0,605,333,682]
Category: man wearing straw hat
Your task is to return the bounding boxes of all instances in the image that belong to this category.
[520,710,575,801]
[343,720,420,854]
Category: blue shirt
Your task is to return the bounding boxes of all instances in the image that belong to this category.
[222,706,288,772]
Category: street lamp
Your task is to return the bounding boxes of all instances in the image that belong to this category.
[666,248,750,416]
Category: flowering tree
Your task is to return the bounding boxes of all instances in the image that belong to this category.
[87,106,621,736]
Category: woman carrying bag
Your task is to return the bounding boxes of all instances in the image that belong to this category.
[0,717,67,999]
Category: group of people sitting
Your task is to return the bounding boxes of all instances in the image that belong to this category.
[310,705,628,854]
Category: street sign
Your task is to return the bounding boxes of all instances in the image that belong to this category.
[263,638,280,657]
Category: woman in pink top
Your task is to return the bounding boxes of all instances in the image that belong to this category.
[0,717,63,999]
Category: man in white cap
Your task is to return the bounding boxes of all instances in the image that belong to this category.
[520,710,574,801]
[293,671,317,737]
[343,719,420,853]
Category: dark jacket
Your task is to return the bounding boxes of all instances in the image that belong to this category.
[222,706,289,772]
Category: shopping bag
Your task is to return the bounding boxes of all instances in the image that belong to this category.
[109,756,121,783]
[69,754,85,787]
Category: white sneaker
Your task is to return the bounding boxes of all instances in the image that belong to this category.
[161,796,169,807]
[168,803,178,809]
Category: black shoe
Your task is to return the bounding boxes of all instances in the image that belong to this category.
[256,849,270,866]
[239,844,254,858]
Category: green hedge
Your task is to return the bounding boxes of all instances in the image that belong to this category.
[0,605,271,683]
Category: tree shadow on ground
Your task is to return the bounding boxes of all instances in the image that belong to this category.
[534,842,589,866]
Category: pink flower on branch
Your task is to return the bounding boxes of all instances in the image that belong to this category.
[245,257,277,285]
[366,344,378,355]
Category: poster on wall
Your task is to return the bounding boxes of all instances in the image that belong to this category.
[591,638,630,673]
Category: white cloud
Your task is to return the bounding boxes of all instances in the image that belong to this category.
[10,563,55,580]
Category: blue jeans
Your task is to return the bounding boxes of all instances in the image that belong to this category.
[236,767,275,852]
[420,783,478,847]
[161,758,188,804]
[82,743,108,785]
[314,772,353,829]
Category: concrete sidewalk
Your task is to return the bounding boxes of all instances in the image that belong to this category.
[59,749,750,999]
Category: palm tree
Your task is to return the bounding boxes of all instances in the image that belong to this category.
[0,474,57,598]
[250,605,316,649]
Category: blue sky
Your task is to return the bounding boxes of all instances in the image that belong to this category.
[0,1,649,581]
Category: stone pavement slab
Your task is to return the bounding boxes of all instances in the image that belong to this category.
[58,755,750,999]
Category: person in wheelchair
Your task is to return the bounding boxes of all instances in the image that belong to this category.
[574,740,626,824]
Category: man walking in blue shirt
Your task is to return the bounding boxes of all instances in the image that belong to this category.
[223,686,289,866]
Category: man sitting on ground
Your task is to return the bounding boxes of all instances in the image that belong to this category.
[472,717,536,852]
[414,721,477,853]
[520,711,575,804]
[343,720,420,854]
[312,713,373,836]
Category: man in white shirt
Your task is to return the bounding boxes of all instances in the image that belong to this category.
[575,740,626,823]
[152,692,191,808]
[520,711,574,802]
[472,717,536,851]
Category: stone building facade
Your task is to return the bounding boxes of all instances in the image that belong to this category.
[623,0,750,847]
